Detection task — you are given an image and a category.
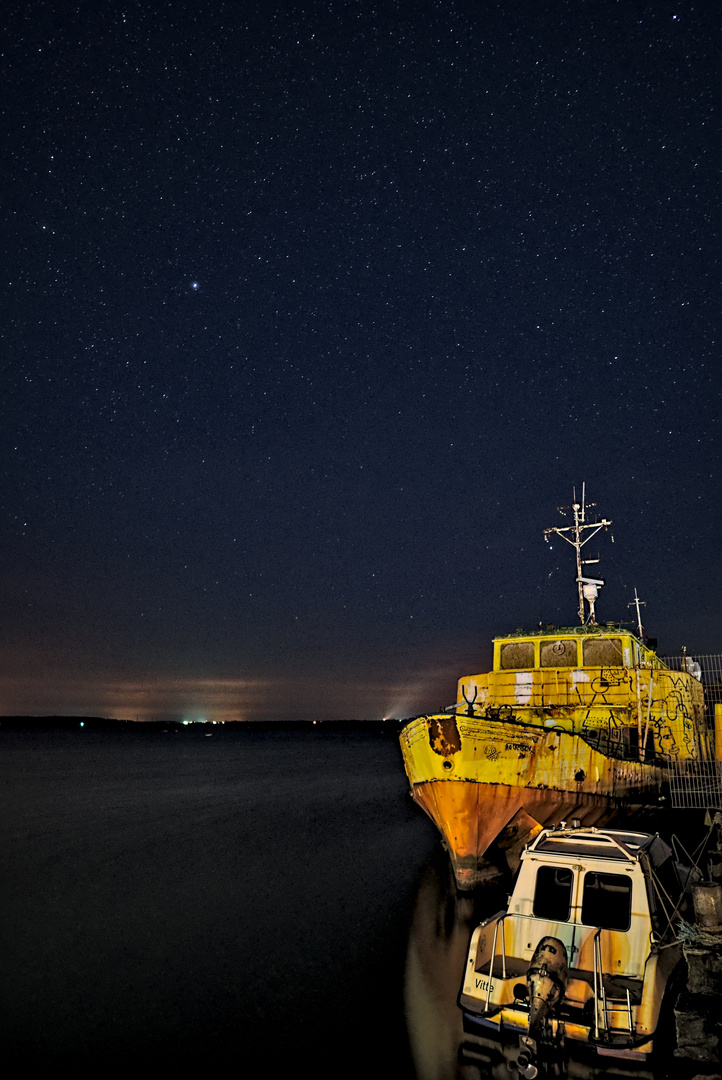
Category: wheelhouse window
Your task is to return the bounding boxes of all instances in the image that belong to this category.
[500,642,534,670]
[540,639,578,667]
[581,872,632,931]
[533,866,574,921]
[582,638,624,667]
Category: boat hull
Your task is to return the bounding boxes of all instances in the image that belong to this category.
[400,713,667,889]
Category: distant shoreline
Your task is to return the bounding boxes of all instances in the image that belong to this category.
[0,715,403,733]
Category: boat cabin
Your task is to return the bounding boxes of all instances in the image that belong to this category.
[459,824,689,1058]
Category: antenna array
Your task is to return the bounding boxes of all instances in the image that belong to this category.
[543,483,613,625]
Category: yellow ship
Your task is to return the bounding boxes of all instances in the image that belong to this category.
[399,490,721,890]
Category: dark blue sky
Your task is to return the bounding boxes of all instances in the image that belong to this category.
[3,0,719,721]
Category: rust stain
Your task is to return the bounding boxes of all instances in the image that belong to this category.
[428,714,461,757]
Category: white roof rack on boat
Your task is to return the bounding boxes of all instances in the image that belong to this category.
[526,826,653,863]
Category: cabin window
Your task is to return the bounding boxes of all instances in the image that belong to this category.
[533,866,573,921]
[540,639,578,667]
[582,638,624,667]
[500,642,534,670]
[581,872,632,931]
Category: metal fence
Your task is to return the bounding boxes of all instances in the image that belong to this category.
[667,759,722,811]
[661,653,722,712]
[660,655,722,809]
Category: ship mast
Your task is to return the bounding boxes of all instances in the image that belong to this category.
[543,484,613,625]
[628,588,646,640]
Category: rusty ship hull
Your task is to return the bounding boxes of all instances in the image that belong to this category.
[399,625,714,890]
[401,711,667,889]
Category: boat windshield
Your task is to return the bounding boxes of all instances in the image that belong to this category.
[540,639,577,667]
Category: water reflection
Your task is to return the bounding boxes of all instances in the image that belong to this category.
[403,846,662,1080]
[404,846,507,1080]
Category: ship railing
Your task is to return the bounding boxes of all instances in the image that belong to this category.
[484,913,544,1014]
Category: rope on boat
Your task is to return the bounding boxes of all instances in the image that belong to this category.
[677,919,722,947]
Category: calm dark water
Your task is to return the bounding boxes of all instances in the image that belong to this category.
[1,726,441,1076]
[1,727,684,1079]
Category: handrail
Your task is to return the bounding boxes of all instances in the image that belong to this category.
[593,928,635,1038]
[526,828,639,863]
[484,916,637,1041]
[485,915,508,1012]
[593,929,604,1038]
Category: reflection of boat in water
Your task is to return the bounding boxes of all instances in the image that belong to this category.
[399,490,722,890]
[458,823,696,1073]
[404,847,484,1080]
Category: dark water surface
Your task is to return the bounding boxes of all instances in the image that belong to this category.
[2,726,441,1076]
[2,727,684,1079]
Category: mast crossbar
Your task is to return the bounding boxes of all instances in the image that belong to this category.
[543,484,612,624]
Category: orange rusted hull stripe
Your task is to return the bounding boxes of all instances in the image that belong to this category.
[411,778,648,888]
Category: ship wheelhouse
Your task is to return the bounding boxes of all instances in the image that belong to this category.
[493,629,662,673]
[456,626,708,766]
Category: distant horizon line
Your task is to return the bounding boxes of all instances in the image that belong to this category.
[0,714,406,726]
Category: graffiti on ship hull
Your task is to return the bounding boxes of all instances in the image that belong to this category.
[460,664,704,764]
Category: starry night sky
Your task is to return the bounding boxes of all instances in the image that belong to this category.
[3,0,720,722]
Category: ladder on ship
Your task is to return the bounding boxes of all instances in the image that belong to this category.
[592,930,635,1039]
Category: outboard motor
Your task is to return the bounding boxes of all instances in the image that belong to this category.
[517,936,568,1079]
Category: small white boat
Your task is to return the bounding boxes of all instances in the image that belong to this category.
[458,822,696,1074]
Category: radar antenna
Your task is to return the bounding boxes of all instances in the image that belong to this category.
[543,483,613,625]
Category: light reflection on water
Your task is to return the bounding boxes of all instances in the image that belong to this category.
[403,847,663,1080]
